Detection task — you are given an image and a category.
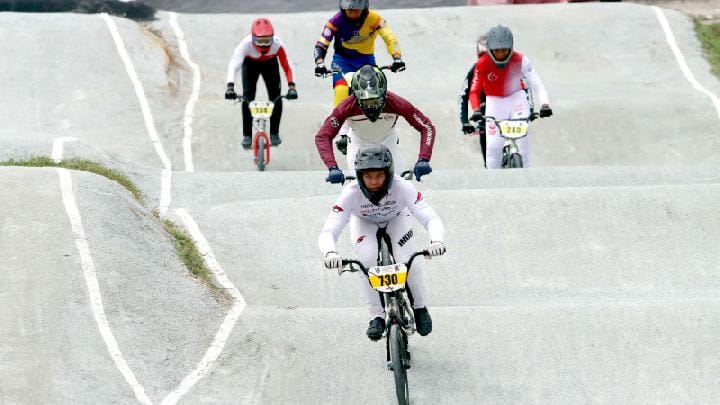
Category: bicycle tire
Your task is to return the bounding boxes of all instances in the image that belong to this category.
[389,324,409,405]
[256,136,266,171]
[379,235,392,266]
[508,153,523,168]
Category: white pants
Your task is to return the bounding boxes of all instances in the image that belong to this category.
[485,90,532,169]
[345,129,406,174]
[349,211,427,320]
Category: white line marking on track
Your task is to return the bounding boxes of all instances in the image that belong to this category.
[653,6,720,121]
[52,136,78,162]
[101,13,173,215]
[162,209,246,405]
[169,12,201,173]
[57,168,152,405]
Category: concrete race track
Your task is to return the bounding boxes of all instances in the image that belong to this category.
[1,1,720,403]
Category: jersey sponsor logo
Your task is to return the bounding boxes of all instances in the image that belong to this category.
[324,27,332,37]
[413,112,434,147]
[398,229,413,247]
[332,205,344,213]
[415,192,423,203]
[331,116,340,128]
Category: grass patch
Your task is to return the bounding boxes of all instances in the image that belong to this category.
[695,19,720,78]
[0,156,142,202]
[1,156,224,298]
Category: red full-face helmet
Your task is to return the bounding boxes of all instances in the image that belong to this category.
[251,18,274,54]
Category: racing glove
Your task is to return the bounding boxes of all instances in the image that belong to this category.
[470,108,484,123]
[461,122,475,135]
[539,104,553,118]
[324,251,342,271]
[286,83,298,100]
[413,158,432,181]
[391,57,406,72]
[425,241,446,257]
[315,64,330,77]
[224,83,237,100]
[325,165,345,184]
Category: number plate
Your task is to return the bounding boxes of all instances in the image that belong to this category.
[368,263,408,293]
[498,120,529,139]
[249,101,274,118]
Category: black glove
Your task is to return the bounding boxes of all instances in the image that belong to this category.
[413,159,432,181]
[315,64,330,77]
[470,108,484,123]
[461,122,475,135]
[225,83,237,100]
[325,165,345,184]
[286,86,298,100]
[335,135,348,156]
[391,57,406,73]
[539,105,553,118]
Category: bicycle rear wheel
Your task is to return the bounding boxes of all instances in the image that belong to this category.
[256,136,266,171]
[389,324,409,405]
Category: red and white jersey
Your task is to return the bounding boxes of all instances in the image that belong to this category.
[315,92,436,169]
[469,51,549,110]
[318,176,444,255]
[226,35,295,83]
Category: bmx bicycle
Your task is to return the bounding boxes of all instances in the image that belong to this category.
[338,228,434,405]
[473,111,541,169]
[234,94,291,171]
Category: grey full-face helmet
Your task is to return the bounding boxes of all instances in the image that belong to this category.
[351,64,388,122]
[486,25,514,69]
[354,143,394,205]
[340,0,369,10]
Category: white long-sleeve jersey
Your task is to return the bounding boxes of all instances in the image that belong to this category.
[318,176,444,255]
[225,35,295,84]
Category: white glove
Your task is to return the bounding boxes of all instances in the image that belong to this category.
[425,241,446,257]
[324,251,342,271]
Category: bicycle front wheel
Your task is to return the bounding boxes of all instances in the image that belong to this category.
[508,153,523,168]
[256,136,266,171]
[389,324,409,405]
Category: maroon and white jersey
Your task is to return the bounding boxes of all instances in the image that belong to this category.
[469,51,549,111]
[318,176,444,255]
[315,92,436,169]
[226,35,295,83]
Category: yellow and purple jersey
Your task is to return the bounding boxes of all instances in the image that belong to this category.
[314,10,401,61]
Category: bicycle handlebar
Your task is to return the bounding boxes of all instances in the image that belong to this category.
[234,94,291,104]
[345,170,413,182]
[339,250,428,276]
[319,64,400,79]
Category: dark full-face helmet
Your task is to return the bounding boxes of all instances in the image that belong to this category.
[340,0,369,10]
[350,65,387,123]
[354,143,394,205]
[486,25,514,69]
[340,0,369,21]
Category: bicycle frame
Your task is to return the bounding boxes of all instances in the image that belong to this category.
[236,94,286,170]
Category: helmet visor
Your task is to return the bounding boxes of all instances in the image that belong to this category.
[358,97,384,111]
[253,36,273,47]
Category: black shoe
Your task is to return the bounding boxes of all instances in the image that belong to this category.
[335,134,348,155]
[413,307,432,336]
[366,317,385,341]
[270,133,282,146]
[242,135,252,149]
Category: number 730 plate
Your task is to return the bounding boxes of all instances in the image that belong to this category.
[368,263,408,293]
